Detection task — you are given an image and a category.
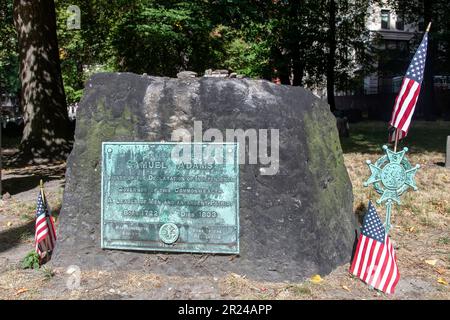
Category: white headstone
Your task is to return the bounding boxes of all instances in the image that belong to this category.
[446,136,450,169]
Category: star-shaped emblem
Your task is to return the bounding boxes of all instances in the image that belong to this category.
[364,145,419,205]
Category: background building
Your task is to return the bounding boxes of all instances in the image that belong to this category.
[365,2,422,95]
[335,1,450,121]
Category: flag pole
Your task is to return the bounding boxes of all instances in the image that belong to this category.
[40,179,45,202]
[426,22,432,33]
[393,129,399,152]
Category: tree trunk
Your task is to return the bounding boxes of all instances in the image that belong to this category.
[13,0,71,162]
[272,47,291,85]
[292,56,304,86]
[326,0,337,112]
[279,69,291,85]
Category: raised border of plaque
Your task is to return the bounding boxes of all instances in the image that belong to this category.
[101,142,239,254]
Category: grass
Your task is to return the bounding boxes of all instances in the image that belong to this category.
[40,267,55,280]
[341,120,449,154]
[287,284,312,296]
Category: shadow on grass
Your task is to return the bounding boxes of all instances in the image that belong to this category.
[340,121,450,154]
[0,219,35,254]
[2,176,62,196]
[0,205,61,254]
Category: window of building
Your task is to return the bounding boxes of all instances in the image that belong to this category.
[381,10,390,29]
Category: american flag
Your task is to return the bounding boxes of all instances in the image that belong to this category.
[389,32,428,141]
[35,191,57,258]
[349,201,400,294]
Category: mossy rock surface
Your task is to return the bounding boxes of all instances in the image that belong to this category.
[52,72,357,281]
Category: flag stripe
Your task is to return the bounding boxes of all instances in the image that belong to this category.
[369,242,387,288]
[397,87,421,132]
[36,230,48,243]
[393,81,420,128]
[359,238,373,278]
[48,216,57,244]
[385,240,399,294]
[391,78,414,126]
[354,235,369,276]
[363,241,381,283]
[36,224,47,236]
[391,251,401,291]
[381,239,396,293]
[379,241,394,291]
[370,243,388,289]
[350,234,365,275]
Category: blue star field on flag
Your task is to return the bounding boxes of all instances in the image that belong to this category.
[361,201,386,243]
[405,33,428,84]
[36,193,48,218]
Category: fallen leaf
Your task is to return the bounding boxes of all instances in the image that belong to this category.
[310,274,323,284]
[342,285,351,292]
[408,226,415,232]
[16,288,28,295]
[435,268,446,275]
[425,259,438,266]
[437,278,448,286]
[157,254,168,261]
[260,287,268,292]
[7,222,13,227]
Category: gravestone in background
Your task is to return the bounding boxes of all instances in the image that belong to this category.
[446,136,450,169]
[52,72,357,281]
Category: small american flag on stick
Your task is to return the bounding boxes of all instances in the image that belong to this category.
[349,201,400,294]
[389,25,430,142]
[35,181,57,259]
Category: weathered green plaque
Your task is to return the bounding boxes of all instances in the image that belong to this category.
[101,142,239,254]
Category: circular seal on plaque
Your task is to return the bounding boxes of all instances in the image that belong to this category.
[380,163,406,190]
[159,223,179,244]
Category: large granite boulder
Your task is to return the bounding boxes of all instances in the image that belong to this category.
[52,72,357,281]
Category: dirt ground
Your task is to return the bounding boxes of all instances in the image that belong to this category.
[0,122,449,300]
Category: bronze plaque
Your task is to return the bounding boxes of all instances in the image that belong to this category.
[101,142,239,254]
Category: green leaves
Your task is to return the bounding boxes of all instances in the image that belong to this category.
[0,0,19,93]
[110,1,218,76]
[1,0,389,103]
[21,251,40,270]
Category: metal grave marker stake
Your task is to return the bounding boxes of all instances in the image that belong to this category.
[101,142,239,254]
[364,145,420,234]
